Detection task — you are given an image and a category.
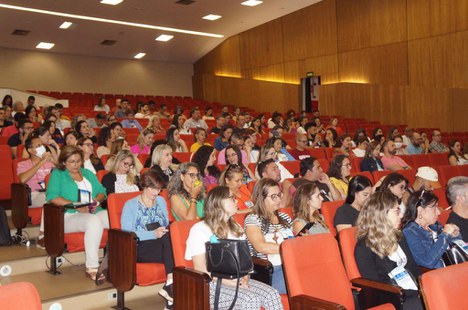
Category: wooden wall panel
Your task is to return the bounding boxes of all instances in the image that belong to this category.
[304,55,340,85]
[336,0,407,52]
[409,31,468,88]
[242,64,286,82]
[407,0,432,40]
[282,0,337,61]
[450,88,468,132]
[239,19,284,69]
[194,36,241,76]
[338,43,408,85]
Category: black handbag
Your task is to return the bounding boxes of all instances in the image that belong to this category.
[442,241,468,266]
[206,239,254,310]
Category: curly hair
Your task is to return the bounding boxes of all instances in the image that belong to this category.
[251,178,289,233]
[356,191,401,258]
[191,145,220,179]
[204,186,243,238]
[293,182,328,229]
[167,162,205,201]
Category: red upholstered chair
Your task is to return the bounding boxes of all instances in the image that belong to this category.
[338,228,404,309]
[438,165,461,187]
[420,262,468,310]
[351,171,374,184]
[173,152,192,163]
[107,191,167,309]
[372,170,392,185]
[396,169,416,186]
[0,145,14,203]
[308,148,326,159]
[427,152,449,168]
[96,170,109,182]
[0,282,42,310]
[317,158,330,172]
[352,156,364,172]
[101,154,111,166]
[138,153,150,166]
[281,160,300,175]
[410,154,430,169]
[432,188,450,211]
[398,155,414,169]
[321,200,345,237]
[280,234,396,310]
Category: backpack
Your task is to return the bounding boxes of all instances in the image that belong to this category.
[0,207,12,246]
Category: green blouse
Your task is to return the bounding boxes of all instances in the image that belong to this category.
[171,194,204,221]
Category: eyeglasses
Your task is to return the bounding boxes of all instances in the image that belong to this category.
[81,143,94,147]
[265,192,283,201]
[122,162,134,168]
[184,172,199,179]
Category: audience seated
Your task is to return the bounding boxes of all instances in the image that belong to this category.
[214,125,232,151]
[334,175,372,233]
[75,120,97,143]
[121,109,143,131]
[87,113,107,129]
[113,98,129,118]
[109,122,126,139]
[256,145,293,181]
[191,145,220,187]
[32,126,60,163]
[323,127,340,148]
[381,140,411,171]
[407,132,424,155]
[410,167,441,192]
[8,118,33,158]
[153,104,172,121]
[393,135,408,155]
[376,173,410,213]
[0,107,13,130]
[224,146,256,184]
[189,128,210,153]
[93,97,110,114]
[360,141,384,172]
[168,162,205,221]
[183,107,208,130]
[219,164,253,214]
[185,186,282,309]
[134,102,151,119]
[355,191,424,310]
[146,115,166,134]
[267,136,294,161]
[106,138,143,173]
[402,190,461,269]
[149,144,175,188]
[77,137,104,174]
[166,127,188,153]
[210,113,226,134]
[352,137,368,157]
[46,145,108,282]
[130,128,154,156]
[446,176,468,242]
[258,159,292,208]
[244,178,293,294]
[304,122,322,147]
[96,127,114,158]
[447,140,468,166]
[328,154,351,199]
[102,150,140,195]
[217,133,248,165]
[120,170,174,308]
[429,130,448,153]
[249,115,265,136]
[292,182,330,236]
[289,133,311,160]
[242,128,260,163]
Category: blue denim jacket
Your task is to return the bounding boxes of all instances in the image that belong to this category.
[403,221,461,269]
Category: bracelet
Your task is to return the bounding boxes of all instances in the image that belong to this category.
[190,198,197,203]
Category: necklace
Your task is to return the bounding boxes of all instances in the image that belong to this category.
[140,195,154,208]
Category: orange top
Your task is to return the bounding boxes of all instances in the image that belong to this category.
[235,185,253,210]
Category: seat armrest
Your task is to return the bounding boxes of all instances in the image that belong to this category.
[251,257,273,285]
[173,266,211,309]
[44,203,65,258]
[108,228,137,292]
[252,257,272,268]
[351,277,405,310]
[290,294,346,309]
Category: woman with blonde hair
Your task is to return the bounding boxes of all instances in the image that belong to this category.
[255,144,293,181]
[245,178,293,294]
[149,144,175,188]
[130,128,154,156]
[102,150,140,195]
[219,165,253,214]
[146,115,166,134]
[185,186,282,309]
[168,162,205,221]
[105,138,143,173]
[292,182,329,236]
[355,191,423,310]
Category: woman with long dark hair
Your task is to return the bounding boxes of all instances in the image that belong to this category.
[191,145,220,186]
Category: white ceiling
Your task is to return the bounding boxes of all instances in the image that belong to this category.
[0,0,321,64]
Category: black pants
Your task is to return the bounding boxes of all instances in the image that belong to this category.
[137,232,174,275]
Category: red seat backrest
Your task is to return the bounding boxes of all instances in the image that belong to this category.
[107,191,142,229]
[410,154,430,169]
[281,161,300,175]
[170,219,198,268]
[428,152,449,168]
[338,227,361,281]
[438,165,462,188]
[350,171,374,184]
[317,158,330,173]
[0,145,13,200]
[396,169,416,186]
[372,170,392,185]
[308,148,326,159]
[96,170,109,182]
[321,200,345,237]
[0,281,41,310]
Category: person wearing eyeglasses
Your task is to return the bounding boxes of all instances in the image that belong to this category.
[149,144,175,188]
[447,176,468,243]
[257,158,293,208]
[105,138,144,173]
[256,145,294,181]
[46,145,108,282]
[120,170,174,309]
[328,154,352,199]
[290,133,311,160]
[185,186,283,310]
[355,192,424,310]
[224,145,256,184]
[168,162,205,221]
[428,130,448,153]
[102,150,139,196]
[334,175,373,233]
[245,178,293,294]
[219,165,253,214]
[77,137,104,174]
[402,190,461,269]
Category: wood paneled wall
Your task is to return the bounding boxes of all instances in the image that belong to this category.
[193,0,468,131]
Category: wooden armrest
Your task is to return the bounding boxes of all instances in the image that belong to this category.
[290,294,346,310]
[251,257,273,285]
[351,277,404,310]
[44,203,65,257]
[11,183,29,230]
[173,266,211,309]
[252,257,272,268]
[108,228,137,292]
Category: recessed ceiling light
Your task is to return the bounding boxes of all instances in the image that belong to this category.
[155,34,174,42]
[36,42,54,49]
[241,0,263,7]
[134,52,146,59]
[100,0,123,5]
[59,21,73,29]
[203,14,222,21]
[0,4,223,38]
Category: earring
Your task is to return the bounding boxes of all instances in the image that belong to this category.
[418,215,422,219]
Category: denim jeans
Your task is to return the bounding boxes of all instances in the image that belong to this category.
[272,264,286,294]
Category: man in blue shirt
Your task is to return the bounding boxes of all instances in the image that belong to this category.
[406,132,423,154]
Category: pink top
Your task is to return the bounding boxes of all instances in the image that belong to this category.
[130,144,150,156]
[17,159,55,191]
[381,155,410,171]
[217,149,249,165]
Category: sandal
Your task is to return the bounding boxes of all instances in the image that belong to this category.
[86,268,106,285]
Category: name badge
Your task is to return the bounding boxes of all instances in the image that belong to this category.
[245,201,254,208]
[388,266,417,290]
[79,189,91,204]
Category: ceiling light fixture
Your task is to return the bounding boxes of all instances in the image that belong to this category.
[155,34,174,42]
[241,0,263,7]
[100,0,124,5]
[203,14,222,21]
[36,42,55,49]
[0,3,223,38]
[59,21,73,29]
[134,52,146,59]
